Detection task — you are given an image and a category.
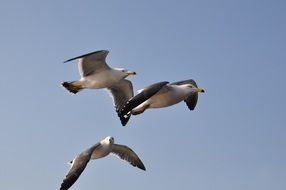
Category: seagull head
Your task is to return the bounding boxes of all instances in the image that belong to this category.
[104,136,115,144]
[115,68,136,77]
[183,84,205,93]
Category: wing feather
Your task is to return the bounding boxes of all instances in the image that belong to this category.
[60,143,100,190]
[108,79,134,126]
[112,144,146,171]
[60,154,90,190]
[118,81,169,122]
[64,50,110,77]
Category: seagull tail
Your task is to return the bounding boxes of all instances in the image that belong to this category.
[61,81,83,94]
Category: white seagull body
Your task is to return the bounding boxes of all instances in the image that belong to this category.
[62,50,136,124]
[60,136,145,190]
[118,79,205,126]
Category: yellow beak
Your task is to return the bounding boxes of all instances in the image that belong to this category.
[127,71,136,75]
[194,87,205,93]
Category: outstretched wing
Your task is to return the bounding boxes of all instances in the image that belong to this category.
[171,79,198,110]
[118,81,169,123]
[60,143,100,190]
[60,154,90,190]
[112,144,146,171]
[64,50,110,77]
[107,79,134,126]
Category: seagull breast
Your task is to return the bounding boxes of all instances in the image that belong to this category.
[90,140,113,160]
[144,85,185,108]
[80,69,124,89]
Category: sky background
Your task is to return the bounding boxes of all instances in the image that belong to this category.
[0,0,286,190]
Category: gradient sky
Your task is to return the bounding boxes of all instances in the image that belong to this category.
[1,1,286,190]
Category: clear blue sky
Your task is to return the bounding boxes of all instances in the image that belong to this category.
[0,1,285,189]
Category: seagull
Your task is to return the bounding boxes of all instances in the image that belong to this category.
[60,136,145,190]
[62,50,136,125]
[118,79,205,126]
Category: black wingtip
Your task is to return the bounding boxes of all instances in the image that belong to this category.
[140,165,146,171]
[137,161,146,171]
[118,112,131,126]
[118,101,132,119]
[63,50,109,63]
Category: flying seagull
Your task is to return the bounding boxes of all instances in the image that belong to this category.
[60,136,145,190]
[118,79,205,126]
[61,50,136,125]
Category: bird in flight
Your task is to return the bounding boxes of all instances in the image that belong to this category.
[60,136,145,190]
[118,79,205,126]
[62,50,136,125]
